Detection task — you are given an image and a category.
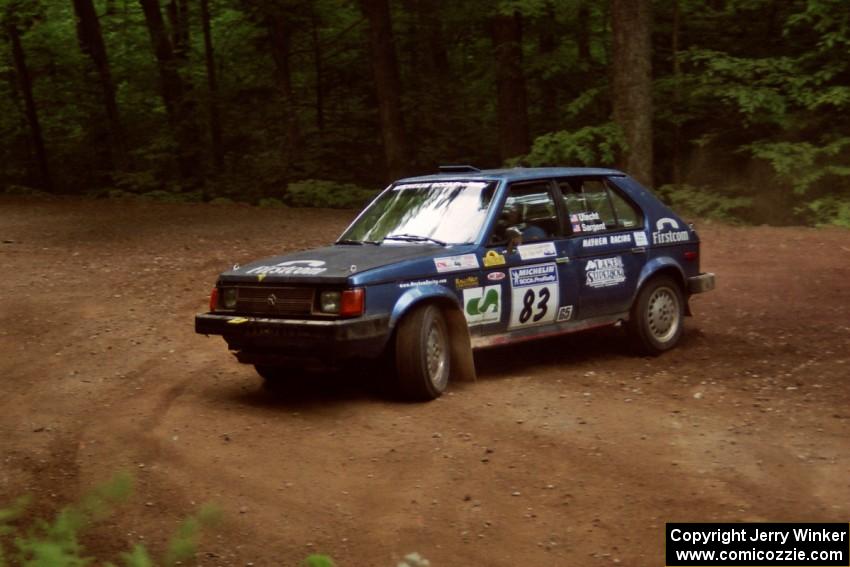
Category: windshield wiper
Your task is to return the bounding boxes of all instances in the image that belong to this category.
[383,233,447,246]
[335,238,381,245]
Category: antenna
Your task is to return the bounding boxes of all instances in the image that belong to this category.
[438,165,481,173]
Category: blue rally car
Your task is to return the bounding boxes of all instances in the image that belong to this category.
[196,166,715,400]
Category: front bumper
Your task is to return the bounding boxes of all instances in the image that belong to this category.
[195,313,391,366]
[688,272,716,294]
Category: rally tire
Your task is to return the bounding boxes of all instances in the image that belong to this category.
[395,304,451,401]
[628,275,684,356]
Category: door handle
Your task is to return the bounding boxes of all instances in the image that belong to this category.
[631,247,647,254]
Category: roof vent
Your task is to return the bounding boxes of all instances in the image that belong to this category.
[438,165,481,173]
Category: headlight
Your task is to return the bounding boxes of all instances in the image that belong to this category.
[221,288,238,309]
[319,291,341,313]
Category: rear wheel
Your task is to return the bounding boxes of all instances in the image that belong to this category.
[395,304,450,400]
[628,275,684,355]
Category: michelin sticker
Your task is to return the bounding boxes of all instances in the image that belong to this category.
[246,260,326,276]
[508,263,559,328]
[434,253,479,273]
[517,241,556,261]
[652,217,689,245]
[556,305,574,322]
[463,286,501,326]
[585,257,626,288]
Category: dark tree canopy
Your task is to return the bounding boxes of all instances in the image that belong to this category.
[0,0,848,226]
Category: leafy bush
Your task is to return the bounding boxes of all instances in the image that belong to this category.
[257,197,287,208]
[139,190,203,204]
[802,196,850,228]
[3,185,51,198]
[1,476,428,566]
[285,180,378,209]
[0,473,219,567]
[510,123,626,168]
[655,184,754,223]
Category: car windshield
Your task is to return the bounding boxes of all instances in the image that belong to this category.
[339,181,496,245]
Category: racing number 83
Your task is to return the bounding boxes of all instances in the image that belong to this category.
[519,288,550,323]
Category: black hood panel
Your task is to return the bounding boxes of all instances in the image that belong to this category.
[219,244,445,285]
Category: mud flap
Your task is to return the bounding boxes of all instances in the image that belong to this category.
[443,307,477,382]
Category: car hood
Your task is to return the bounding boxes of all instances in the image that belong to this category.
[218,244,451,285]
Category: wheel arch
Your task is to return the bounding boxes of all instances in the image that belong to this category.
[389,286,477,382]
[634,258,691,316]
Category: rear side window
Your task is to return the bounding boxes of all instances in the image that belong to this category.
[558,178,642,234]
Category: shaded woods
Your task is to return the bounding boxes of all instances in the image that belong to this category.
[1,0,848,225]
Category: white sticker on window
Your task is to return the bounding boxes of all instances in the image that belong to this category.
[517,241,556,261]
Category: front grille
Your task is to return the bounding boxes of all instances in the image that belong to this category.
[233,286,314,317]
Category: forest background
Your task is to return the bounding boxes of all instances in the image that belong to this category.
[1,0,849,226]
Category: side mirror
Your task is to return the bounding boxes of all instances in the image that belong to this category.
[505,226,523,255]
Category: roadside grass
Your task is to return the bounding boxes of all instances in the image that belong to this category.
[0,474,427,566]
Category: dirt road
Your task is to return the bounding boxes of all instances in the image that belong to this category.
[1,197,848,566]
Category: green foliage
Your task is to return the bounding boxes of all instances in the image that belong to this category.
[6,473,132,567]
[304,555,336,567]
[0,473,220,567]
[655,184,753,223]
[801,196,850,228]
[512,123,626,168]
[0,0,848,226]
[285,180,377,209]
[162,505,221,567]
[744,138,850,194]
[3,185,51,197]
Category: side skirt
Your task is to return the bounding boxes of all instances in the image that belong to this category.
[471,312,629,350]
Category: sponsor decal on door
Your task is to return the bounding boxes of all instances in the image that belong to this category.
[508,263,559,329]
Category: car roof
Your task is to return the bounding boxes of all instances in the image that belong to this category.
[397,167,626,184]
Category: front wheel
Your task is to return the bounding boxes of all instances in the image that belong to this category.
[627,276,684,356]
[395,304,451,400]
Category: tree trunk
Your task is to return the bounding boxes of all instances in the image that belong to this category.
[611,0,653,186]
[7,22,51,191]
[310,4,324,133]
[139,0,201,181]
[538,2,557,124]
[671,0,682,185]
[267,12,300,175]
[200,0,223,169]
[72,0,125,165]
[577,1,591,65]
[166,0,189,58]
[491,11,530,163]
[359,0,410,180]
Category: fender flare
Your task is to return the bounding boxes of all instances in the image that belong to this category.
[389,285,476,382]
[633,257,691,316]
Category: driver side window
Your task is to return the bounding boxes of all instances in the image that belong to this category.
[490,182,558,245]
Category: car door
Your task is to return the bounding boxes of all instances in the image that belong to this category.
[478,180,580,336]
[556,177,647,319]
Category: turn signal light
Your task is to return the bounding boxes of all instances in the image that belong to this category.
[209,287,219,311]
[340,288,365,317]
[684,251,698,261]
